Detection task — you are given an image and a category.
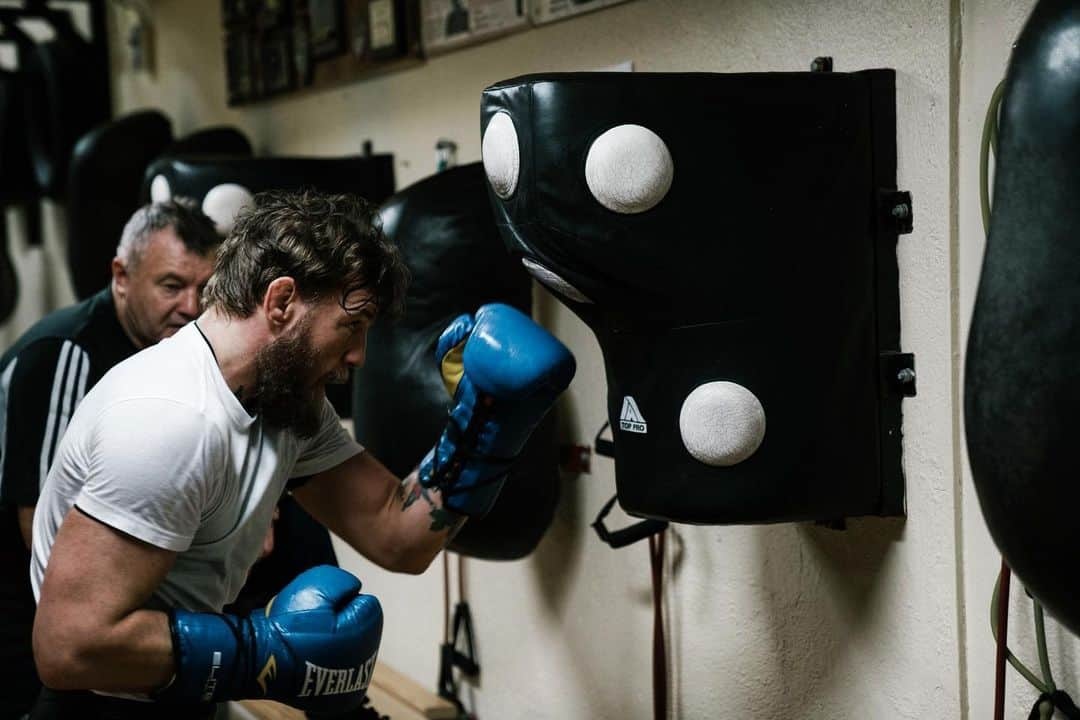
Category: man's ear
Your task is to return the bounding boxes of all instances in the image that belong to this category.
[264,277,299,329]
[111,257,129,297]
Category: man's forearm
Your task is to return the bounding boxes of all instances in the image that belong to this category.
[389,470,466,573]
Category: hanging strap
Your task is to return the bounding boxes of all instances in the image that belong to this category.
[649,529,668,720]
[591,420,669,719]
[591,421,668,549]
[438,553,480,715]
[594,419,617,459]
[592,494,669,549]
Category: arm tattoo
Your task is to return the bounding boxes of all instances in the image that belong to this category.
[399,478,465,534]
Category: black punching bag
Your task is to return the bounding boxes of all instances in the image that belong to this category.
[352,163,561,560]
[0,63,35,323]
[66,111,174,299]
[965,0,1080,634]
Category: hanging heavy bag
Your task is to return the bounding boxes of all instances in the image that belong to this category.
[965,0,1080,636]
[352,163,562,560]
[66,111,174,299]
[21,13,110,199]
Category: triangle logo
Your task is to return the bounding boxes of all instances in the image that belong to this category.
[619,396,648,433]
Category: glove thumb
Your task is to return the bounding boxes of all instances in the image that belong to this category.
[436,313,475,399]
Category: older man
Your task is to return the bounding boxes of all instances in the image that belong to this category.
[0,199,219,718]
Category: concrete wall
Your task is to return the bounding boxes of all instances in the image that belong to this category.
[5,0,1078,717]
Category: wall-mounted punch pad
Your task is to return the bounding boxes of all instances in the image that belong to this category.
[480,70,914,524]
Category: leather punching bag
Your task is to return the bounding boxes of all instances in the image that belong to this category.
[0,64,35,323]
[965,0,1080,634]
[66,111,174,299]
[352,163,561,560]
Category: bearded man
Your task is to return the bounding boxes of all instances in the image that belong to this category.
[28,190,575,719]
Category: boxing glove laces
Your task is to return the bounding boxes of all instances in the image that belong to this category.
[418,303,576,516]
[160,565,382,712]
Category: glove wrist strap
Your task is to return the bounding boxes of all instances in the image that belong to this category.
[160,609,249,704]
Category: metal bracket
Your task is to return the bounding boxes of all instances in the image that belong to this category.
[880,190,914,235]
[880,351,917,398]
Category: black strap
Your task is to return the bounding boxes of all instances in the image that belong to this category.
[590,420,667,549]
[592,494,668,549]
[649,530,668,720]
[594,419,616,458]
[1029,691,1080,720]
[438,600,480,713]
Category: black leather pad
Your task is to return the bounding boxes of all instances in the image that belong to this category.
[165,126,253,158]
[965,0,1080,634]
[482,71,909,524]
[141,154,395,209]
[66,110,174,299]
[21,22,110,199]
[353,164,561,560]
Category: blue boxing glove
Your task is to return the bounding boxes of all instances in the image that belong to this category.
[419,303,576,516]
[160,565,382,713]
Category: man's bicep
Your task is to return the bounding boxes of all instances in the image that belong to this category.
[293,451,398,531]
[33,507,178,693]
[36,507,175,633]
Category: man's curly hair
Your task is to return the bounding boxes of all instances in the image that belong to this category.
[202,189,409,319]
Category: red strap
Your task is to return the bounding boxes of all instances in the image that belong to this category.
[649,530,668,720]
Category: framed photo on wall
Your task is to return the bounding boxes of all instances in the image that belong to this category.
[309,0,347,59]
[419,0,527,55]
[225,28,257,104]
[530,0,634,25]
[258,25,296,96]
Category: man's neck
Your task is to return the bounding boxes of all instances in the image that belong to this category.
[110,284,146,351]
[195,308,261,398]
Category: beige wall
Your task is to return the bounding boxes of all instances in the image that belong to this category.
[5,0,1077,717]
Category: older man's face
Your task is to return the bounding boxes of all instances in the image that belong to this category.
[114,226,216,348]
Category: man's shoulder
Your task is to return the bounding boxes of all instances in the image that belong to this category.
[91,327,222,419]
[0,290,115,370]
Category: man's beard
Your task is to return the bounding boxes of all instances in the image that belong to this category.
[248,319,325,439]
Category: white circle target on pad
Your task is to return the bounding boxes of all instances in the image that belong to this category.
[202,183,254,236]
[149,174,172,204]
[585,124,674,214]
[679,381,766,467]
[482,112,520,199]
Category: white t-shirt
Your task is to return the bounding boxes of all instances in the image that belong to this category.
[30,323,363,612]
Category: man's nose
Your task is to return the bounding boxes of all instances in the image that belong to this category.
[178,287,200,319]
[344,333,367,368]
[344,344,366,368]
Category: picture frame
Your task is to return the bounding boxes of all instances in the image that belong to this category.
[257,25,296,97]
[308,0,347,60]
